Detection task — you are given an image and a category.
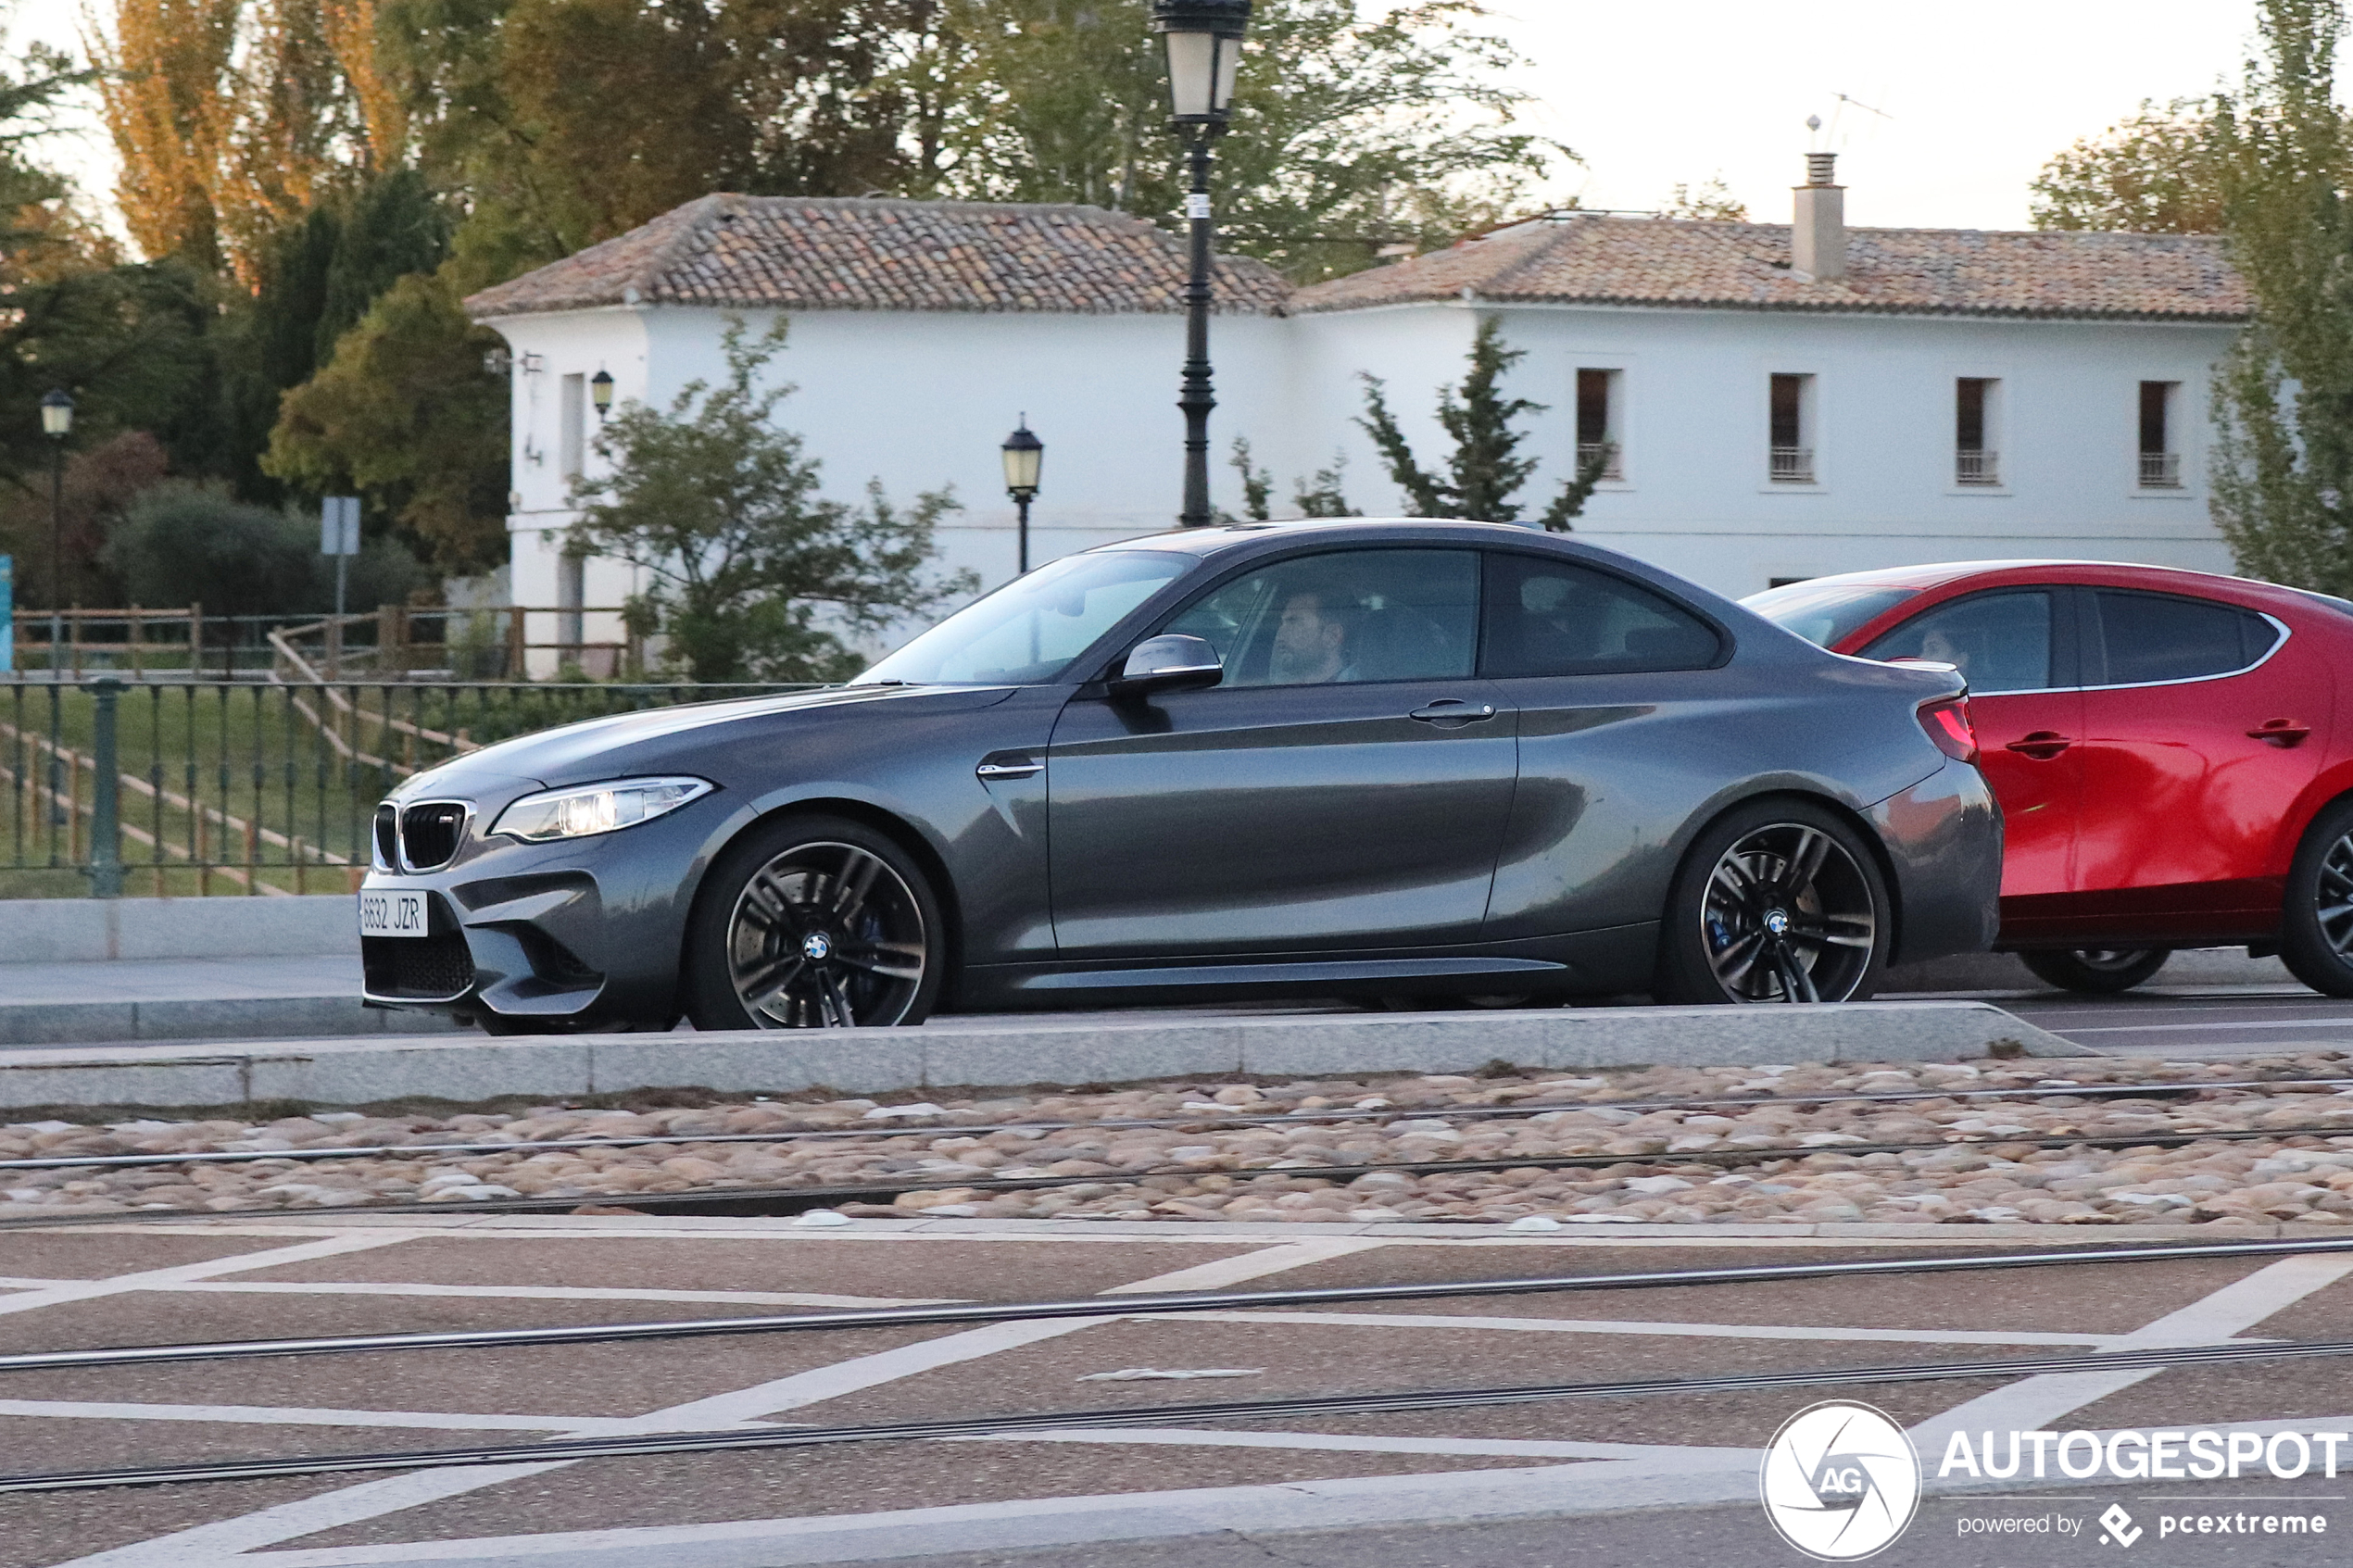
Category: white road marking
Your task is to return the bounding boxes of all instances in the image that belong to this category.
[160,1457,1768,1567]
[1096,1236,1389,1293]
[1175,1308,2142,1348]
[55,1237,1381,1566]
[954,1427,1744,1461]
[1907,1253,2353,1458]
[0,1399,754,1436]
[2065,1018,2353,1035]
[0,1233,418,1319]
[159,1281,962,1310]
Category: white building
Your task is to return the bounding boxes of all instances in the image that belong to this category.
[467,157,2246,671]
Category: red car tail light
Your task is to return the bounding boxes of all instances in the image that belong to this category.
[1919,696,1979,764]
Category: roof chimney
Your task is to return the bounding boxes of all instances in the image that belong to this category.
[1793,151,1845,281]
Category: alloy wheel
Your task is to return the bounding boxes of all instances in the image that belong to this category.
[1700,822,1877,1003]
[724,842,927,1027]
[2319,831,2353,961]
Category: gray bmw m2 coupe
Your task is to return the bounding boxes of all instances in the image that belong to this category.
[360,521,2000,1030]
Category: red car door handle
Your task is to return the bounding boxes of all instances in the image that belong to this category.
[2249,719,2311,747]
[2004,732,2075,759]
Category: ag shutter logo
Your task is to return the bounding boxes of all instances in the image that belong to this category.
[1759,1401,1923,1561]
[2099,1504,2144,1547]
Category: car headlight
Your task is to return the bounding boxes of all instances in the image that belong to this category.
[490,777,714,843]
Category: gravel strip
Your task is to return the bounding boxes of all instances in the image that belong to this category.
[7,1054,2353,1229]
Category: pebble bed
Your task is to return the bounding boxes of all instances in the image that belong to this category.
[9,1054,2353,1228]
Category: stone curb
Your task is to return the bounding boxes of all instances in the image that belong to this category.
[54,1213,2347,1247]
[0,1000,2085,1109]
[0,996,462,1047]
[0,895,358,964]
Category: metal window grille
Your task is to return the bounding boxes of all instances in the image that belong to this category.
[2139,451,2183,488]
[1769,446,1815,483]
[1576,441,1624,482]
[1956,449,2001,486]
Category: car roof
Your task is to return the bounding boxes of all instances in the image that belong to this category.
[1085,518,1580,558]
[1766,558,2294,597]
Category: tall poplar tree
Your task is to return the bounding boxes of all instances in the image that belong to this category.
[2210,0,2353,596]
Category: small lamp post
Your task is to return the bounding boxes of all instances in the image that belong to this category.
[590,369,614,421]
[1151,0,1251,527]
[1000,419,1044,574]
[39,388,71,675]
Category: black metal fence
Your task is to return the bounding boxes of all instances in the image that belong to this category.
[1,677,814,897]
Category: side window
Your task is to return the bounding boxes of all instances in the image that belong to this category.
[2090,591,2279,686]
[1860,591,2054,695]
[1159,549,1479,687]
[1479,554,1720,678]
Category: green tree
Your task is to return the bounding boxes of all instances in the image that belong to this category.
[2210,0,2353,596]
[2031,98,2229,233]
[564,318,975,683]
[1356,318,1608,528]
[105,480,425,615]
[215,169,453,501]
[932,0,1567,282]
[262,270,510,571]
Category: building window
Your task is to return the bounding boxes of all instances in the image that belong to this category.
[560,372,585,482]
[1769,372,1815,483]
[1956,377,2000,486]
[2139,381,2182,488]
[1576,368,1623,480]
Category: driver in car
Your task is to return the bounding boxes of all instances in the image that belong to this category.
[1269,591,1360,684]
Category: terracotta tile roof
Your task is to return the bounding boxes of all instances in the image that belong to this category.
[465,194,1290,320]
[1289,215,2247,322]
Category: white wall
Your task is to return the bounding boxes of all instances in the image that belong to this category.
[486,303,1297,669]
[1286,301,2234,597]
[482,294,2244,668]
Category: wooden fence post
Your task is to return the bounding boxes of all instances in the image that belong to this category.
[189,602,202,680]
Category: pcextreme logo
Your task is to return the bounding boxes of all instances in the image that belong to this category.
[1759,1400,1923,1561]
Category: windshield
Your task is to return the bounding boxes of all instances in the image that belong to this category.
[857,550,1192,685]
[1742,580,1922,648]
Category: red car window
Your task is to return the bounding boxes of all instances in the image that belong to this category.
[1859,591,2057,695]
[2087,590,2282,686]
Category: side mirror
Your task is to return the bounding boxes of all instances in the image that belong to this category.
[1112,633,1223,696]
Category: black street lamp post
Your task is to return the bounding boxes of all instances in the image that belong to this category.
[1151,0,1251,528]
[39,388,71,674]
[1000,418,1043,574]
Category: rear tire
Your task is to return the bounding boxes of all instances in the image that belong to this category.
[684,814,946,1029]
[1655,799,1891,1005]
[2018,948,2171,994]
[2282,797,2353,998]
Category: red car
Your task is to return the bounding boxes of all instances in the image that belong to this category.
[1746,561,2353,996]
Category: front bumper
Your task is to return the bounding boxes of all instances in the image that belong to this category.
[1869,755,2004,966]
[360,802,718,1026]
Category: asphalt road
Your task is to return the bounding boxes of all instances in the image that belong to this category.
[6,1210,2353,1568]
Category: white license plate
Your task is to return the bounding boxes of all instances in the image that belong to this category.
[359,889,429,939]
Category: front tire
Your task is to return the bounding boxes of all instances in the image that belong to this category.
[2019,948,2170,994]
[1655,800,1891,1005]
[2282,797,2353,998]
[684,815,945,1029]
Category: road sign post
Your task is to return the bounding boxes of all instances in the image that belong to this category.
[321,497,360,676]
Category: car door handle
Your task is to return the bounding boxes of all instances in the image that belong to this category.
[2249,719,2311,747]
[975,753,1043,782]
[1409,700,1497,726]
[2004,732,2075,759]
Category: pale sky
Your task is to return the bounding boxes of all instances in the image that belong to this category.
[6,0,2271,245]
